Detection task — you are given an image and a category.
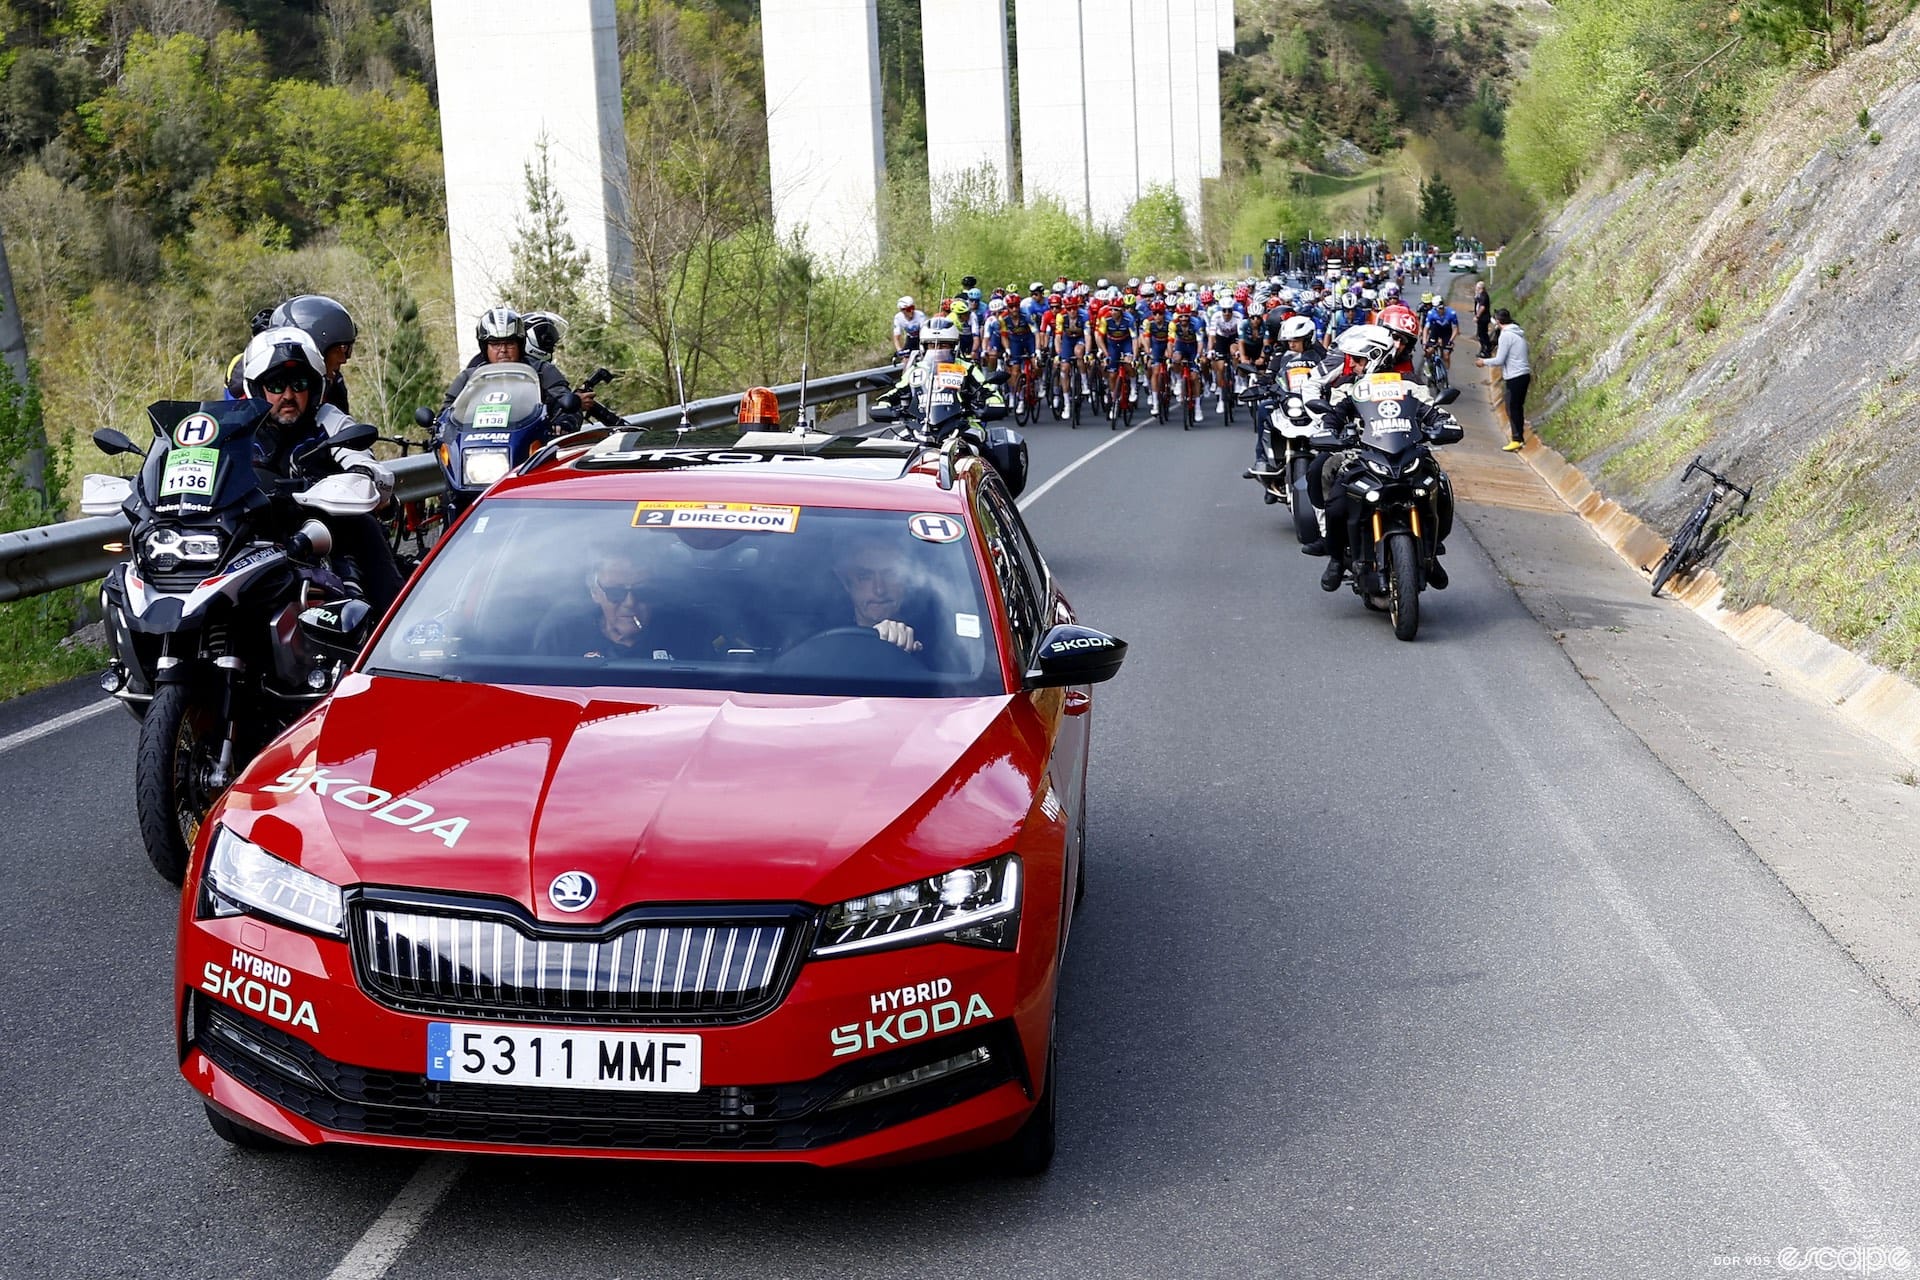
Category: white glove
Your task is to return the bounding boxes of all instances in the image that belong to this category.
[332,448,395,506]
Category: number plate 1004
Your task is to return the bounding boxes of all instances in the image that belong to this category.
[427,1022,701,1092]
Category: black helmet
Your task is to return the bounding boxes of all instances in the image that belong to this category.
[476,306,525,351]
[523,310,568,363]
[270,295,357,354]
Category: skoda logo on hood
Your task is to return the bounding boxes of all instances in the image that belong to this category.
[548,871,598,913]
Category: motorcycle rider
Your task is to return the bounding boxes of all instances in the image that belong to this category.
[1315,303,1453,591]
[270,295,357,414]
[876,314,1006,418]
[439,306,579,430]
[243,326,403,613]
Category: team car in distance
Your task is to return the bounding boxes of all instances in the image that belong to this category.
[176,426,1125,1173]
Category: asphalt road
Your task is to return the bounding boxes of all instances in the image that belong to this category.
[4,410,1919,1279]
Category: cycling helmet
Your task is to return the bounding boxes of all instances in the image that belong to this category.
[922,315,961,349]
[1281,315,1316,342]
[1233,286,1250,303]
[1341,291,1359,309]
[1379,304,1419,337]
[988,298,1007,313]
[522,310,569,363]
[248,307,277,337]
[1096,278,1110,290]
[1030,281,1045,295]
[1149,299,1167,313]
[1175,300,1194,315]
[898,296,915,310]
[241,326,326,397]
[1199,289,1215,304]
[1382,282,1401,299]
[270,295,356,354]
[475,306,525,350]
[1126,277,1140,289]
[967,288,983,302]
[736,386,781,427]
[960,275,978,290]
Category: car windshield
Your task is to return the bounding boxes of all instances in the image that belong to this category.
[366,498,1004,697]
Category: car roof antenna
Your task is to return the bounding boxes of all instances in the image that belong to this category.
[795,277,814,435]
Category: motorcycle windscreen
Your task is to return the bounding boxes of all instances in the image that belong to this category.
[922,362,971,433]
[1352,379,1422,458]
[448,363,547,435]
[142,400,271,516]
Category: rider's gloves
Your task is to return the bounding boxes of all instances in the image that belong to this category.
[334,448,396,506]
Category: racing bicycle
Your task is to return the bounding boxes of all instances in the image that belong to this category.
[1007,353,1042,426]
[1175,355,1203,431]
[1647,457,1751,597]
[1423,339,1453,395]
[1108,356,1137,429]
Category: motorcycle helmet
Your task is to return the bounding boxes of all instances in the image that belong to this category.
[241,326,326,397]
[922,315,961,351]
[475,306,525,351]
[736,386,780,427]
[270,295,356,355]
[522,310,569,362]
[1281,315,1316,342]
[1379,304,1419,337]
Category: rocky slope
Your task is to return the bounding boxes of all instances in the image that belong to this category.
[1502,15,1920,677]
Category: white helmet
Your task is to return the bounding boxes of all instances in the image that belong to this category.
[1281,315,1316,342]
[1096,278,1111,290]
[898,296,915,310]
[988,298,1006,313]
[241,326,326,397]
[522,310,569,362]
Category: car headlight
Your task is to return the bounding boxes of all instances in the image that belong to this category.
[812,854,1021,957]
[460,448,511,487]
[202,825,346,938]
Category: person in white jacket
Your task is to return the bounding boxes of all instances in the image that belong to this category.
[1476,309,1531,451]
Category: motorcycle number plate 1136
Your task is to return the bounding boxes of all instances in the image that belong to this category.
[159,447,219,499]
[426,1022,701,1093]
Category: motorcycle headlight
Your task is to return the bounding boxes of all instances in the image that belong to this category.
[1364,457,1392,477]
[140,528,223,574]
[460,449,511,487]
[812,854,1021,957]
[202,825,346,938]
[1403,455,1425,476]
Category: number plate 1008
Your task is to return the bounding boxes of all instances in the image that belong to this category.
[427,1022,701,1092]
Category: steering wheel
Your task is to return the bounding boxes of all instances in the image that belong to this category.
[771,626,925,676]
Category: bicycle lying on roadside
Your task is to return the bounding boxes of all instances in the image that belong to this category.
[1646,456,1751,598]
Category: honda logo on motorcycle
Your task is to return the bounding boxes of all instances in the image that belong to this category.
[175,413,219,446]
[549,871,598,913]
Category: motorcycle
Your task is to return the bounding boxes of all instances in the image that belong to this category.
[867,359,1030,498]
[418,362,580,524]
[1305,377,1462,641]
[1243,354,1328,545]
[82,400,386,883]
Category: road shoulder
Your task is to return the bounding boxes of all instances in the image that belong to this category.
[1445,363,1920,1011]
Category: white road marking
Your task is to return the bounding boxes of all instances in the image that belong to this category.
[313,422,1138,1280]
[1019,423,1145,511]
[0,699,115,755]
[325,1155,465,1280]
[1455,651,1888,1244]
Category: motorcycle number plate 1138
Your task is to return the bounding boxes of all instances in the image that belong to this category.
[426,1022,702,1093]
[159,447,219,499]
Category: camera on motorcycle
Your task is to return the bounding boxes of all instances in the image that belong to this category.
[92,428,144,458]
[1436,387,1460,406]
[413,406,435,429]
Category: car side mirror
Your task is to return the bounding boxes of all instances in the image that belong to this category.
[1024,624,1126,689]
[868,403,897,422]
[93,428,144,458]
[1436,387,1460,406]
[413,406,435,429]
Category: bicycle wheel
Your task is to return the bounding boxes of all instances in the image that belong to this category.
[1182,393,1195,431]
[1050,368,1066,421]
[1650,510,1707,597]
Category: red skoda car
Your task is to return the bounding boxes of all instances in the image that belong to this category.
[175,432,1125,1172]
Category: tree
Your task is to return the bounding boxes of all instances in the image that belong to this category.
[381,292,437,423]
[1418,174,1458,243]
[1122,186,1194,276]
[509,136,591,317]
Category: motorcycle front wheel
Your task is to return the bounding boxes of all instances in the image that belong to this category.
[135,683,222,885]
[1386,530,1421,641]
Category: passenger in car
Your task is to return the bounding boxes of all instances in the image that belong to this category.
[532,543,707,661]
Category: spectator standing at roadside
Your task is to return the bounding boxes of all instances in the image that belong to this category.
[1472,282,1493,357]
[1476,309,1531,452]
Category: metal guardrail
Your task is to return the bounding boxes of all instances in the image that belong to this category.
[0,364,896,604]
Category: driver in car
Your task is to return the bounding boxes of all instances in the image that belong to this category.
[832,532,938,656]
[534,543,706,661]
